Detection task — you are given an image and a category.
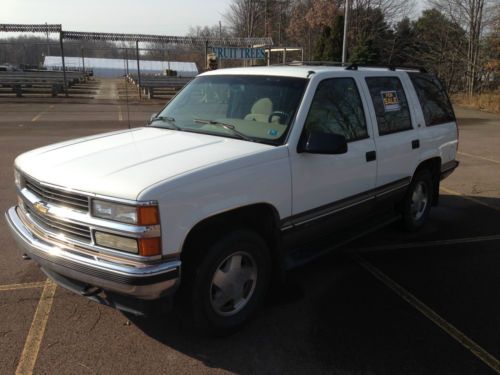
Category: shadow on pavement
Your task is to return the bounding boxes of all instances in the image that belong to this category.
[129,194,499,375]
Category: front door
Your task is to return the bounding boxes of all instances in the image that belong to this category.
[287,76,377,232]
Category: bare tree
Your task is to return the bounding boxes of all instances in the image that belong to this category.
[429,0,494,95]
[225,0,266,38]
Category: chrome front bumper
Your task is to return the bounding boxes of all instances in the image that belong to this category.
[5,206,181,300]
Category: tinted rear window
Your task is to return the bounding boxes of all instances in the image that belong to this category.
[409,73,455,126]
[365,76,413,136]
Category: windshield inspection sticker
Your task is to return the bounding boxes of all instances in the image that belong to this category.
[381,90,401,112]
[268,129,278,137]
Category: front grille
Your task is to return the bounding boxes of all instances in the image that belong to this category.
[25,205,92,243]
[25,178,89,212]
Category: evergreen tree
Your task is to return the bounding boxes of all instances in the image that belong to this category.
[348,7,391,65]
[313,14,344,62]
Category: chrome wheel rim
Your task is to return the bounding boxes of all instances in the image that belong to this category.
[210,251,257,317]
[411,181,428,221]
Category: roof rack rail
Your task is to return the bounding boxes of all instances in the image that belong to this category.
[345,63,427,73]
[288,60,345,67]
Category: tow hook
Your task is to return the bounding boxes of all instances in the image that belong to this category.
[81,286,103,297]
[22,253,31,260]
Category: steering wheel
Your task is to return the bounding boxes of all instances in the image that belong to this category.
[268,111,289,124]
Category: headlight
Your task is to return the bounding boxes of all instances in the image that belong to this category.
[92,200,137,224]
[94,232,161,256]
[14,169,21,189]
[94,232,138,253]
[91,200,159,225]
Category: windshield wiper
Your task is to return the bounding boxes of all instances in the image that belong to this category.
[194,119,254,142]
[149,116,182,130]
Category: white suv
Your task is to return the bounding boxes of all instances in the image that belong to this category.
[6,64,458,334]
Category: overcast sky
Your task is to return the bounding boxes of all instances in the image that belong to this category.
[1,0,232,36]
[2,0,427,37]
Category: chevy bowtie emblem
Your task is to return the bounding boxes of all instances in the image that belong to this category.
[33,201,49,215]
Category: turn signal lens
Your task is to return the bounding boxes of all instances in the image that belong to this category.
[138,237,161,256]
[137,206,160,225]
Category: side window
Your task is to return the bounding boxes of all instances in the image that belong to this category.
[304,78,368,142]
[409,73,455,126]
[365,77,413,136]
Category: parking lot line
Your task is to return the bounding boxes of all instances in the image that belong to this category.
[353,254,500,373]
[440,186,500,212]
[458,151,500,165]
[30,105,54,122]
[347,234,500,253]
[118,105,123,121]
[30,113,43,122]
[15,279,57,375]
[0,281,46,292]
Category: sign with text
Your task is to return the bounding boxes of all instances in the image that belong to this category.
[211,47,266,60]
[381,90,401,112]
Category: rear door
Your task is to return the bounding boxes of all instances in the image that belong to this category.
[361,74,420,188]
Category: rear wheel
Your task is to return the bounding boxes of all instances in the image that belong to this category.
[180,230,271,336]
[401,169,434,231]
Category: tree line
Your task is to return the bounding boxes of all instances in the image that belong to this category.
[1,0,497,95]
[214,0,499,94]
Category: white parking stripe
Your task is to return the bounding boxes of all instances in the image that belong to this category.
[15,279,57,375]
[0,282,46,291]
[353,254,500,373]
[345,234,500,253]
[441,186,500,212]
[458,151,500,165]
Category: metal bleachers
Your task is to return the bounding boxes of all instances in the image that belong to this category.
[126,74,191,99]
[0,70,91,97]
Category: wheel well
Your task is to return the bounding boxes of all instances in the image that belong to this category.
[413,157,441,205]
[181,204,282,273]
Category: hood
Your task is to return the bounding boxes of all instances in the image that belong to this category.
[16,127,273,200]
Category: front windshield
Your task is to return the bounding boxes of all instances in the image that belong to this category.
[153,75,307,145]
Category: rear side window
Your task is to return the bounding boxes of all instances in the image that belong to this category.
[304,78,368,142]
[409,73,455,126]
[365,77,413,136]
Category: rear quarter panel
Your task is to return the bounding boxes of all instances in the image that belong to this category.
[401,73,458,172]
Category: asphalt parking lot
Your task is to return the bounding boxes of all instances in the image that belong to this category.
[0,100,499,374]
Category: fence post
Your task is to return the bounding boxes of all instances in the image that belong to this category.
[136,40,142,99]
[59,31,68,97]
[204,40,208,70]
[81,47,85,77]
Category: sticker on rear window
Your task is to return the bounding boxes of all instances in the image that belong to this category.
[381,91,401,112]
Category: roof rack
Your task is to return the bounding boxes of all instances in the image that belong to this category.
[345,63,427,73]
[287,61,344,67]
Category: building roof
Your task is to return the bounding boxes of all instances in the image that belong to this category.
[43,56,198,75]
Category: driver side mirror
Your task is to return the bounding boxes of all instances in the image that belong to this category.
[149,113,157,124]
[298,132,348,154]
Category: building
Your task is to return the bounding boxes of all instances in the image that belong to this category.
[43,56,198,77]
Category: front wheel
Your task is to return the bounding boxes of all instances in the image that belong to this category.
[401,169,434,231]
[181,230,271,336]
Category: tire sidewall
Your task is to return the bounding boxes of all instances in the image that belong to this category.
[190,230,271,335]
[403,170,434,230]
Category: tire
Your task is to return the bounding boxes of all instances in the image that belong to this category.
[179,229,271,336]
[401,169,434,231]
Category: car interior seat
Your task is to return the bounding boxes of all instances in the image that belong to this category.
[244,98,273,122]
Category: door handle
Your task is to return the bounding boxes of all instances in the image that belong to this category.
[366,150,376,162]
[412,139,420,149]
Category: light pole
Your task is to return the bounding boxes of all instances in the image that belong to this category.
[341,0,349,65]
